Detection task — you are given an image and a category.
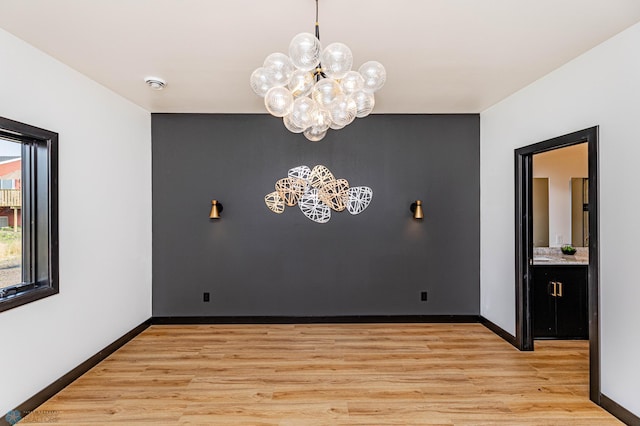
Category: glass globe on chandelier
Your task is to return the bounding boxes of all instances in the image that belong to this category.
[250,0,386,142]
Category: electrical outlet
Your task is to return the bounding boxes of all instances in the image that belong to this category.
[203,292,210,302]
[420,291,428,301]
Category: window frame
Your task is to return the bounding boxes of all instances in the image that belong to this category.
[0,116,58,312]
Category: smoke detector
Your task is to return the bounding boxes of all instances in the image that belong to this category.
[144,77,166,90]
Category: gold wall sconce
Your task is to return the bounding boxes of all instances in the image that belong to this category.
[209,200,223,219]
[410,200,424,219]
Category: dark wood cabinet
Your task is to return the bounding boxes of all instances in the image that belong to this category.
[532,265,588,339]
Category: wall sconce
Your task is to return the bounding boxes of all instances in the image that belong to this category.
[410,200,424,220]
[209,200,223,219]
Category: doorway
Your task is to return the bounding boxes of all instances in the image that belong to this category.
[514,126,599,403]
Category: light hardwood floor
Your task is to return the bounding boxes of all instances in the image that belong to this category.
[22,323,621,425]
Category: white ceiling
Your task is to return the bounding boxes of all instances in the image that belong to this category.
[2,0,640,114]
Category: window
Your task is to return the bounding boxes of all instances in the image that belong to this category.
[0,116,58,312]
[0,179,17,189]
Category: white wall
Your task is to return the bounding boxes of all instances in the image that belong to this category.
[481,22,640,416]
[0,29,152,413]
[533,144,588,246]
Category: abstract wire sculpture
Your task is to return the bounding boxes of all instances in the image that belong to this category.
[298,188,331,223]
[275,177,307,206]
[346,186,373,215]
[265,164,372,223]
[264,191,286,214]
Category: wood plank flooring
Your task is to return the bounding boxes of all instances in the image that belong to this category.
[22,323,621,425]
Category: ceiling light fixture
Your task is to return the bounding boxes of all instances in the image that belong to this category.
[250,0,386,142]
[144,77,166,90]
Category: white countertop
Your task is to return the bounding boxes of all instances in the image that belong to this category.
[532,247,588,265]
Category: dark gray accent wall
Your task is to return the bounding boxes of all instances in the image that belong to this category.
[152,114,479,317]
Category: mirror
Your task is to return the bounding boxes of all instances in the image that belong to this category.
[533,178,549,247]
[532,143,588,247]
[571,178,588,247]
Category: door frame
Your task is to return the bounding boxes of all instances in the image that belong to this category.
[514,126,599,403]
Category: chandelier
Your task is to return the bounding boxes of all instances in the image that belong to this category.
[250,0,386,142]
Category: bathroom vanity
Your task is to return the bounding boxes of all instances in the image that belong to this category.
[532,248,588,339]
